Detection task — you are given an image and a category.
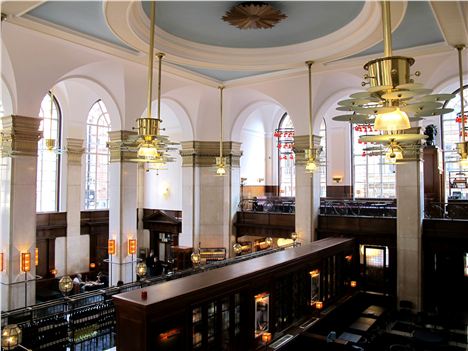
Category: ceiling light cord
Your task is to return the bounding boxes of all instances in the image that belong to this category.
[219,86,224,158]
[146,1,156,119]
[49,90,54,139]
[307,61,314,150]
[382,0,392,58]
[457,45,466,143]
[157,53,164,122]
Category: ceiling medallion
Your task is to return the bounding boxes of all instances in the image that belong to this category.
[222,2,287,30]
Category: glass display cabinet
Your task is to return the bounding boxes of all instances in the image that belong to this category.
[254,292,270,338]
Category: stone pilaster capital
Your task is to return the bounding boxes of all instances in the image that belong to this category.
[180,141,242,167]
[66,138,84,165]
[293,134,321,165]
[0,115,42,157]
[398,127,424,162]
[107,130,138,163]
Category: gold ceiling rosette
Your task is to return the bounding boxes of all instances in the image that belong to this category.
[222,2,287,30]
[332,1,454,163]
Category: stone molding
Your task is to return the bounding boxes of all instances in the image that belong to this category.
[66,138,84,165]
[293,134,321,166]
[107,130,138,163]
[0,115,42,157]
[180,141,242,167]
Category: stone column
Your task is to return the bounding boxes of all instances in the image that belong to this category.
[396,132,424,311]
[0,115,42,310]
[107,131,138,285]
[180,141,242,255]
[64,138,86,274]
[294,135,321,243]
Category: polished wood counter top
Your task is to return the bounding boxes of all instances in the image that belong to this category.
[113,237,353,308]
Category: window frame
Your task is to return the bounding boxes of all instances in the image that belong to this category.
[276,113,295,197]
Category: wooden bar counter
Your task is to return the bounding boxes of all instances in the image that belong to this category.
[113,237,354,351]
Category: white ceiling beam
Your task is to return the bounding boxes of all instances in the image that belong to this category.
[430,1,468,47]
[1,1,46,17]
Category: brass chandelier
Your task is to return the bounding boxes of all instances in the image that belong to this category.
[333,1,454,161]
[305,61,322,173]
[132,1,177,166]
[215,86,227,176]
[455,45,468,168]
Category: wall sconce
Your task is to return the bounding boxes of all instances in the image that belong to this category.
[332,176,343,184]
[0,253,3,272]
[350,280,357,288]
[261,332,272,344]
[35,248,39,266]
[315,301,323,310]
[345,255,353,262]
[50,268,57,276]
[257,177,264,183]
[128,239,137,255]
[89,262,96,269]
[108,239,116,255]
[162,187,170,198]
[20,252,31,273]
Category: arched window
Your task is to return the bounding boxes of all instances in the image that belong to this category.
[277,113,295,196]
[37,93,62,212]
[85,100,110,209]
[442,85,468,200]
[319,119,327,197]
[352,125,396,198]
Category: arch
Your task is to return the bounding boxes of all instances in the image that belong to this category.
[231,99,287,141]
[54,75,122,131]
[1,79,14,116]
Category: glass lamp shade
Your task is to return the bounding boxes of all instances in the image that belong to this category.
[215,156,226,176]
[136,262,147,277]
[460,157,468,169]
[233,243,242,255]
[1,324,21,350]
[58,275,73,294]
[191,251,201,265]
[137,142,160,161]
[385,149,403,163]
[374,108,410,132]
[305,159,317,173]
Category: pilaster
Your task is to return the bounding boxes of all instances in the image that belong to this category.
[180,141,242,255]
[396,129,424,311]
[0,115,42,310]
[65,138,86,274]
[294,134,321,243]
[107,131,138,285]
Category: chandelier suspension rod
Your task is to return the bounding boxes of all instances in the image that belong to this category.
[219,86,224,158]
[457,45,466,143]
[382,0,393,57]
[49,90,54,138]
[306,61,314,149]
[146,1,156,119]
[157,53,164,122]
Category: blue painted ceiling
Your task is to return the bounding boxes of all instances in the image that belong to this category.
[25,1,445,82]
[144,1,364,49]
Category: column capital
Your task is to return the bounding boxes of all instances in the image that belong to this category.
[66,138,84,165]
[107,130,138,163]
[180,141,242,167]
[293,134,321,165]
[0,115,42,157]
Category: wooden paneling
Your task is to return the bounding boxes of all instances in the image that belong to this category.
[81,210,109,274]
[235,211,295,238]
[423,146,444,202]
[325,185,353,199]
[113,237,355,351]
[242,185,279,198]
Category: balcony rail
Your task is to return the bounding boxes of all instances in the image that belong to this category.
[320,199,396,217]
[239,197,295,213]
[424,202,468,220]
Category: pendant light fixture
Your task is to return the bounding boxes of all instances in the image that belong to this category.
[455,45,468,169]
[305,61,321,173]
[333,1,454,147]
[215,85,226,176]
[133,1,176,166]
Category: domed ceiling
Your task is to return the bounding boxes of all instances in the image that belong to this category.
[22,1,446,82]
